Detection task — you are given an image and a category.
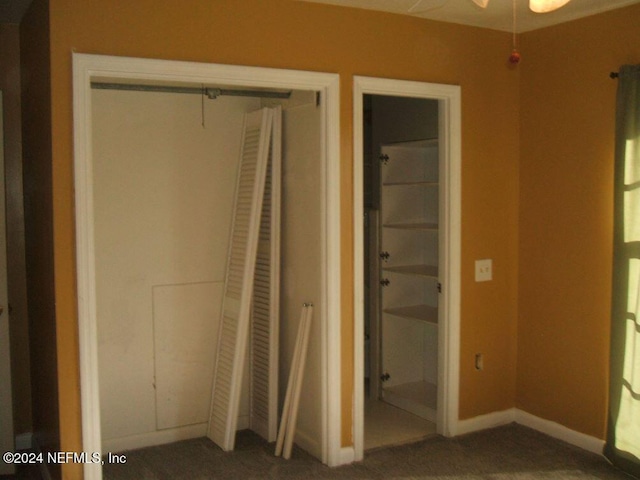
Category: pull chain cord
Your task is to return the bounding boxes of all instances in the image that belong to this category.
[509,0,521,64]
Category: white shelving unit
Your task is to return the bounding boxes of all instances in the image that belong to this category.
[379,139,439,422]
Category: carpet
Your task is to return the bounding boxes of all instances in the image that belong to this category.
[102,424,635,480]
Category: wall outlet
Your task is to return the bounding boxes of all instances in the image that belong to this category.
[475,259,492,282]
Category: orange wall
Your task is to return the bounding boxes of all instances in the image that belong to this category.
[40,0,520,476]
[518,4,640,439]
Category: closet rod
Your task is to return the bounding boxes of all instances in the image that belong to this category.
[91,82,292,99]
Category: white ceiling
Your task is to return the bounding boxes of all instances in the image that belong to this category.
[295,0,640,32]
[3,0,639,32]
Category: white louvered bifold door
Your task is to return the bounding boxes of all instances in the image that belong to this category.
[208,108,274,451]
[250,106,281,442]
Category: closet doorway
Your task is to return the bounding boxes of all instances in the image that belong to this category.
[73,54,342,480]
[352,77,461,460]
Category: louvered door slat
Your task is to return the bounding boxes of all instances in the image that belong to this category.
[249,106,281,442]
[208,108,274,451]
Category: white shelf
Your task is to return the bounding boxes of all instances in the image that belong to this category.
[383,222,438,231]
[384,304,438,325]
[379,140,440,418]
[383,180,438,187]
[402,139,438,148]
[382,380,437,421]
[383,264,438,278]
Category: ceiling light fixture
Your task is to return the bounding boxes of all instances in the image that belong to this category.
[469,0,571,64]
[471,0,571,13]
[529,0,571,13]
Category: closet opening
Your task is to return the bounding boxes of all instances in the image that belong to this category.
[73,55,343,480]
[352,76,461,460]
[363,94,440,449]
[91,81,322,475]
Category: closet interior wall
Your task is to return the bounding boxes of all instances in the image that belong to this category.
[364,95,439,399]
[264,92,323,458]
[91,87,323,459]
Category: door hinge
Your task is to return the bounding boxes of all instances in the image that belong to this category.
[437,282,442,293]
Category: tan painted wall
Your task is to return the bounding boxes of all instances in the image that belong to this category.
[24,1,522,476]
[0,23,31,436]
[518,4,640,440]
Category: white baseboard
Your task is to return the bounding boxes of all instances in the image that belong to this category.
[455,408,604,456]
[338,446,355,465]
[456,408,516,436]
[293,428,322,460]
[102,414,251,453]
[15,432,33,450]
[514,410,605,455]
[102,423,208,452]
[237,414,249,430]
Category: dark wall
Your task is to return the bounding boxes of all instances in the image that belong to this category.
[0,22,31,437]
[20,0,60,478]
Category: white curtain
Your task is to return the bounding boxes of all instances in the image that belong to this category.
[606,64,640,477]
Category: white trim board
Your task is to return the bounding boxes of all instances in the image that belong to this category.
[339,446,356,465]
[72,53,342,480]
[515,410,605,455]
[456,408,518,436]
[102,416,251,454]
[457,408,605,456]
[293,427,324,461]
[102,423,209,453]
[352,76,462,461]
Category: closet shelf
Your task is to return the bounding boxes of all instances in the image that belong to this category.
[384,304,438,325]
[383,264,438,278]
[383,222,438,231]
[383,380,437,410]
[383,180,438,187]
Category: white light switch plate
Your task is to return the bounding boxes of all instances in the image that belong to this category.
[475,259,492,282]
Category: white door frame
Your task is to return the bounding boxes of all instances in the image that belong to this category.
[352,76,461,460]
[72,53,342,479]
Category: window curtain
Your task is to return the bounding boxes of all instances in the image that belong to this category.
[606,64,640,477]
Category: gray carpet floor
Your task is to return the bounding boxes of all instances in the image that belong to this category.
[102,424,635,480]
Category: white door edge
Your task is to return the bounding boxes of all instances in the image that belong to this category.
[72,53,341,479]
[352,76,461,460]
